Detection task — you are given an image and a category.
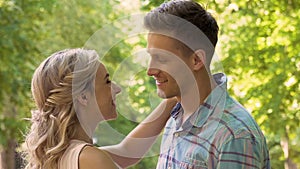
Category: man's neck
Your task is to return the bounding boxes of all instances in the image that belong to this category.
[177,72,217,123]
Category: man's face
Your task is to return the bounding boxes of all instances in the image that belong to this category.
[146,33,194,99]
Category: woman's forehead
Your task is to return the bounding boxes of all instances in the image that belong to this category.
[95,62,110,83]
[97,62,107,74]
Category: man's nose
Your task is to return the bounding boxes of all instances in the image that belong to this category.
[147,59,160,76]
[147,67,160,76]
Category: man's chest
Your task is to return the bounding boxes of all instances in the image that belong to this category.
[158,126,220,169]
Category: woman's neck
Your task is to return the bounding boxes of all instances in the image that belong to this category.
[73,124,93,144]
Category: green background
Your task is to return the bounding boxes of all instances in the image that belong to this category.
[0,0,299,168]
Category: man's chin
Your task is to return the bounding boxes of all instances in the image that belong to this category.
[156,90,165,98]
[157,90,173,99]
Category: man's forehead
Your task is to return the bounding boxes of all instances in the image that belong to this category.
[147,35,180,50]
[146,48,171,55]
[148,33,175,41]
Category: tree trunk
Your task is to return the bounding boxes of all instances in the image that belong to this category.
[280,129,297,169]
[0,139,16,169]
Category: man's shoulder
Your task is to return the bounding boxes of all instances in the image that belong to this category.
[223,94,252,119]
[221,96,264,140]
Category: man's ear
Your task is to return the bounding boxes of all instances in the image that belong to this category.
[77,93,88,106]
[192,49,206,70]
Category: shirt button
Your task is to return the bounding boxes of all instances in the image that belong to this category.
[174,133,179,137]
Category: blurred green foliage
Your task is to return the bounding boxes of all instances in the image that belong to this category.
[0,0,299,168]
[0,0,119,145]
[208,0,300,168]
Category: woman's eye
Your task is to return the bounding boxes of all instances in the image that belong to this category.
[107,79,111,84]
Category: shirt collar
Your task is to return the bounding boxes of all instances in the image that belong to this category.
[171,73,228,129]
[170,102,183,130]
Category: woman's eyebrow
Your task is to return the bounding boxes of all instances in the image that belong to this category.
[104,73,110,80]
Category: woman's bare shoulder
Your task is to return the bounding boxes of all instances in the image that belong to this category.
[79,145,118,169]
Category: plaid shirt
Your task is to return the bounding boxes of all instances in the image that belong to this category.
[157,73,270,169]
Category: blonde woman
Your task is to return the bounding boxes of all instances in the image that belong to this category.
[24,48,176,169]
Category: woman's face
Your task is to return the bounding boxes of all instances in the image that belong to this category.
[94,63,121,120]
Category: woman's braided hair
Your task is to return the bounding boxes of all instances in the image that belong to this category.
[25,48,99,169]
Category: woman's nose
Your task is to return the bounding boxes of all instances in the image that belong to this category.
[112,82,121,94]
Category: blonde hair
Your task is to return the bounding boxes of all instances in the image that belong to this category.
[25,48,100,169]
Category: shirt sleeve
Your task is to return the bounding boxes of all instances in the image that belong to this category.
[216,138,264,169]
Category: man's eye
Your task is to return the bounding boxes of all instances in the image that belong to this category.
[154,55,167,63]
[107,79,111,84]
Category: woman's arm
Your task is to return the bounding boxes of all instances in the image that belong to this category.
[100,98,177,168]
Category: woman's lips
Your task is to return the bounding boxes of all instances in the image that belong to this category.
[156,79,168,86]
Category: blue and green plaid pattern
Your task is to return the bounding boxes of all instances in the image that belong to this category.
[157,73,270,169]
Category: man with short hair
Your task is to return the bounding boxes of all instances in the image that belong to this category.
[102,1,270,168]
[144,0,270,168]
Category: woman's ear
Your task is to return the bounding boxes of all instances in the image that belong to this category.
[192,49,206,70]
[77,93,88,106]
